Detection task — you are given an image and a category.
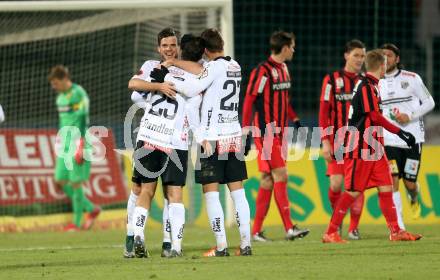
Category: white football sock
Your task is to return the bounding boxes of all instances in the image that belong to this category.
[163,198,171,243]
[204,191,228,250]
[126,190,138,236]
[132,206,148,241]
[230,188,251,249]
[393,191,405,230]
[169,203,185,253]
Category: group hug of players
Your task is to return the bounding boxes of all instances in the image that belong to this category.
[47,26,434,258]
[122,26,434,257]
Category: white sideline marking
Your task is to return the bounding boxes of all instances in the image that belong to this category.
[0,244,123,252]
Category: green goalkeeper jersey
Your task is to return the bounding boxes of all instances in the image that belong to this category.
[56,83,89,137]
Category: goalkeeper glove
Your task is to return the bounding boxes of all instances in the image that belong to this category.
[74,138,85,165]
[397,129,416,147]
[150,65,169,83]
[244,134,252,156]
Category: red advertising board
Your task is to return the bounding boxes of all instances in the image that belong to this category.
[0,128,127,206]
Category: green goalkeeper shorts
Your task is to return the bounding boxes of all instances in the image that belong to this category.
[54,156,91,183]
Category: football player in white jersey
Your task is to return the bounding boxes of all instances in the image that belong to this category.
[127,31,206,258]
[0,104,4,123]
[379,43,435,228]
[151,28,252,257]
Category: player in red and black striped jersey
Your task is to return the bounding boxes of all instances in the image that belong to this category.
[322,49,421,243]
[242,31,309,242]
[319,40,366,240]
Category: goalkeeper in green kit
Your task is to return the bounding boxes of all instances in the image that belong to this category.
[49,65,101,232]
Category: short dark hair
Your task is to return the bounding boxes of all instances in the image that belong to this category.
[181,34,205,62]
[365,49,385,72]
[344,39,365,54]
[270,31,295,54]
[200,28,224,52]
[157,27,180,46]
[48,65,70,81]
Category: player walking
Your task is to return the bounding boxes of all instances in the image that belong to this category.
[379,43,435,228]
[49,65,101,232]
[242,31,309,242]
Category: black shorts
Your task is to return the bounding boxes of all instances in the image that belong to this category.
[195,146,248,185]
[131,141,188,186]
[384,144,422,182]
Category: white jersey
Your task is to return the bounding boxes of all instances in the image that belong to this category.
[132,60,201,150]
[379,69,435,147]
[0,104,4,123]
[165,56,242,142]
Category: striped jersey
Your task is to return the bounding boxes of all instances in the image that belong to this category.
[245,56,292,137]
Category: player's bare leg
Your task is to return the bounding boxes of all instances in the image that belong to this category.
[132,182,157,258]
[227,181,252,256]
[272,167,310,240]
[252,172,273,242]
[403,180,421,219]
[124,183,141,258]
[377,185,422,241]
[165,186,185,258]
[202,183,229,257]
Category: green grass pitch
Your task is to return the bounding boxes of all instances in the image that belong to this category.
[1,224,439,279]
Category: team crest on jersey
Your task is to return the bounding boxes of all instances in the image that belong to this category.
[271,68,279,80]
[401,81,409,89]
[336,77,344,89]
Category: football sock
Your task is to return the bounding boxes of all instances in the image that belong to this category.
[132,206,148,241]
[204,191,228,250]
[378,191,400,234]
[349,192,364,232]
[126,190,138,236]
[328,188,341,210]
[72,187,85,227]
[252,187,272,235]
[392,191,405,230]
[169,203,185,253]
[326,192,355,234]
[273,181,294,231]
[162,198,171,243]
[230,189,251,249]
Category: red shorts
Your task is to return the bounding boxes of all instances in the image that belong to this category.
[344,155,392,192]
[254,137,286,173]
[326,160,345,176]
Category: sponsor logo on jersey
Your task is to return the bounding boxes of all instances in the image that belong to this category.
[206,108,213,128]
[173,76,185,81]
[334,93,353,101]
[141,119,175,136]
[57,105,71,113]
[169,68,185,76]
[336,77,344,89]
[218,114,238,124]
[401,81,409,89]
[272,82,291,90]
[226,71,241,78]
